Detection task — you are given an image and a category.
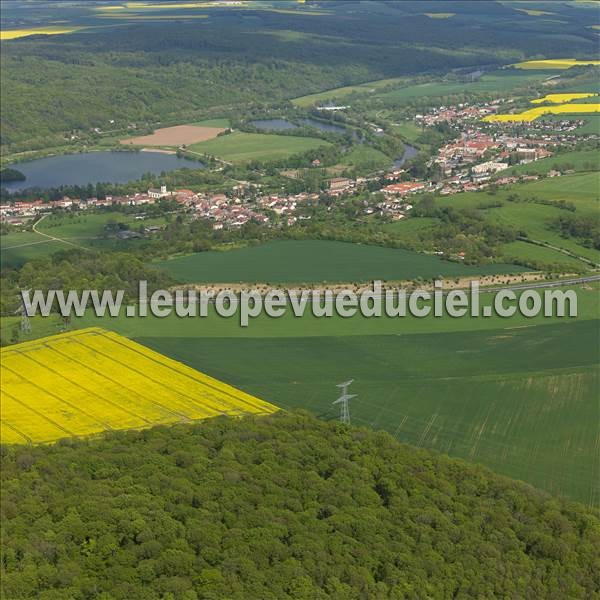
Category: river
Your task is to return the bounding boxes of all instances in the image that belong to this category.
[394,143,419,168]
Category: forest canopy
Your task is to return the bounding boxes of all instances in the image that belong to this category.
[1,412,599,599]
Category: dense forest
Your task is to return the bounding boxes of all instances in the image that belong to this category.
[1,412,599,599]
[2,0,597,152]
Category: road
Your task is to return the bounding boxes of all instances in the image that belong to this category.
[30,214,89,250]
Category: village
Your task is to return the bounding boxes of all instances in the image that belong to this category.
[2,97,594,230]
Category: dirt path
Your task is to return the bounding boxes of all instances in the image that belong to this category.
[32,214,89,251]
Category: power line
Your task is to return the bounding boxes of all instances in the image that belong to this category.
[333,379,356,425]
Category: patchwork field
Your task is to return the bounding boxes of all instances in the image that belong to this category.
[377,71,550,102]
[436,172,600,266]
[188,131,331,163]
[0,328,277,444]
[70,286,600,507]
[121,124,226,147]
[485,102,600,122]
[157,240,527,284]
[1,213,168,268]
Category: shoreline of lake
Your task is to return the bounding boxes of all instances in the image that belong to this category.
[2,150,203,193]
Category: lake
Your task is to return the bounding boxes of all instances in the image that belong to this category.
[3,151,202,192]
[250,119,298,131]
[251,117,348,134]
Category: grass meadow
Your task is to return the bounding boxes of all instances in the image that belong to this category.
[188,131,331,163]
[1,213,168,268]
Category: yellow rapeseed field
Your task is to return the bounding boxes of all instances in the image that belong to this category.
[1,328,278,444]
[512,58,600,70]
[484,102,600,122]
[531,93,598,104]
[0,27,80,40]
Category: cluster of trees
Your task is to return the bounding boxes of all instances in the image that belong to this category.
[552,213,600,250]
[1,411,599,599]
[0,250,172,316]
[0,167,25,183]
[506,193,576,212]
[409,200,518,262]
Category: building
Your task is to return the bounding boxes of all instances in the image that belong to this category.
[471,161,509,175]
[148,185,170,199]
[382,182,426,196]
[328,177,352,191]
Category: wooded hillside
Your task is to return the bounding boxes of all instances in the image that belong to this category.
[1,412,598,599]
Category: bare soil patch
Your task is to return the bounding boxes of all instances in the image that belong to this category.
[121,125,225,147]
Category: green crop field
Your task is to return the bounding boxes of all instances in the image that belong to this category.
[188,131,331,163]
[441,173,599,215]
[376,70,551,102]
[0,231,61,269]
[71,284,600,506]
[1,213,168,268]
[157,240,527,283]
[36,212,167,241]
[291,77,406,107]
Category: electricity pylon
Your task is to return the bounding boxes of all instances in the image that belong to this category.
[333,379,356,425]
[16,290,32,334]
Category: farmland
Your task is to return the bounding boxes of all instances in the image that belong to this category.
[531,93,598,104]
[1,213,168,268]
[120,124,226,147]
[291,77,406,107]
[1,231,63,270]
[188,132,331,163]
[512,58,600,70]
[0,27,81,40]
[0,328,277,444]
[72,284,600,506]
[485,102,600,123]
[376,71,551,103]
[503,149,598,175]
[157,240,526,284]
[435,172,600,266]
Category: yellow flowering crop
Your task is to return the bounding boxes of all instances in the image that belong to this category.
[531,93,598,104]
[1,328,278,444]
[484,102,600,122]
[0,27,80,40]
[512,58,600,70]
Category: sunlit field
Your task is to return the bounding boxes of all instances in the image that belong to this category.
[512,58,600,69]
[0,328,278,444]
[485,102,600,122]
[531,93,598,104]
[0,27,80,40]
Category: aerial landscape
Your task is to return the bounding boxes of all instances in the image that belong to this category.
[1,1,599,598]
